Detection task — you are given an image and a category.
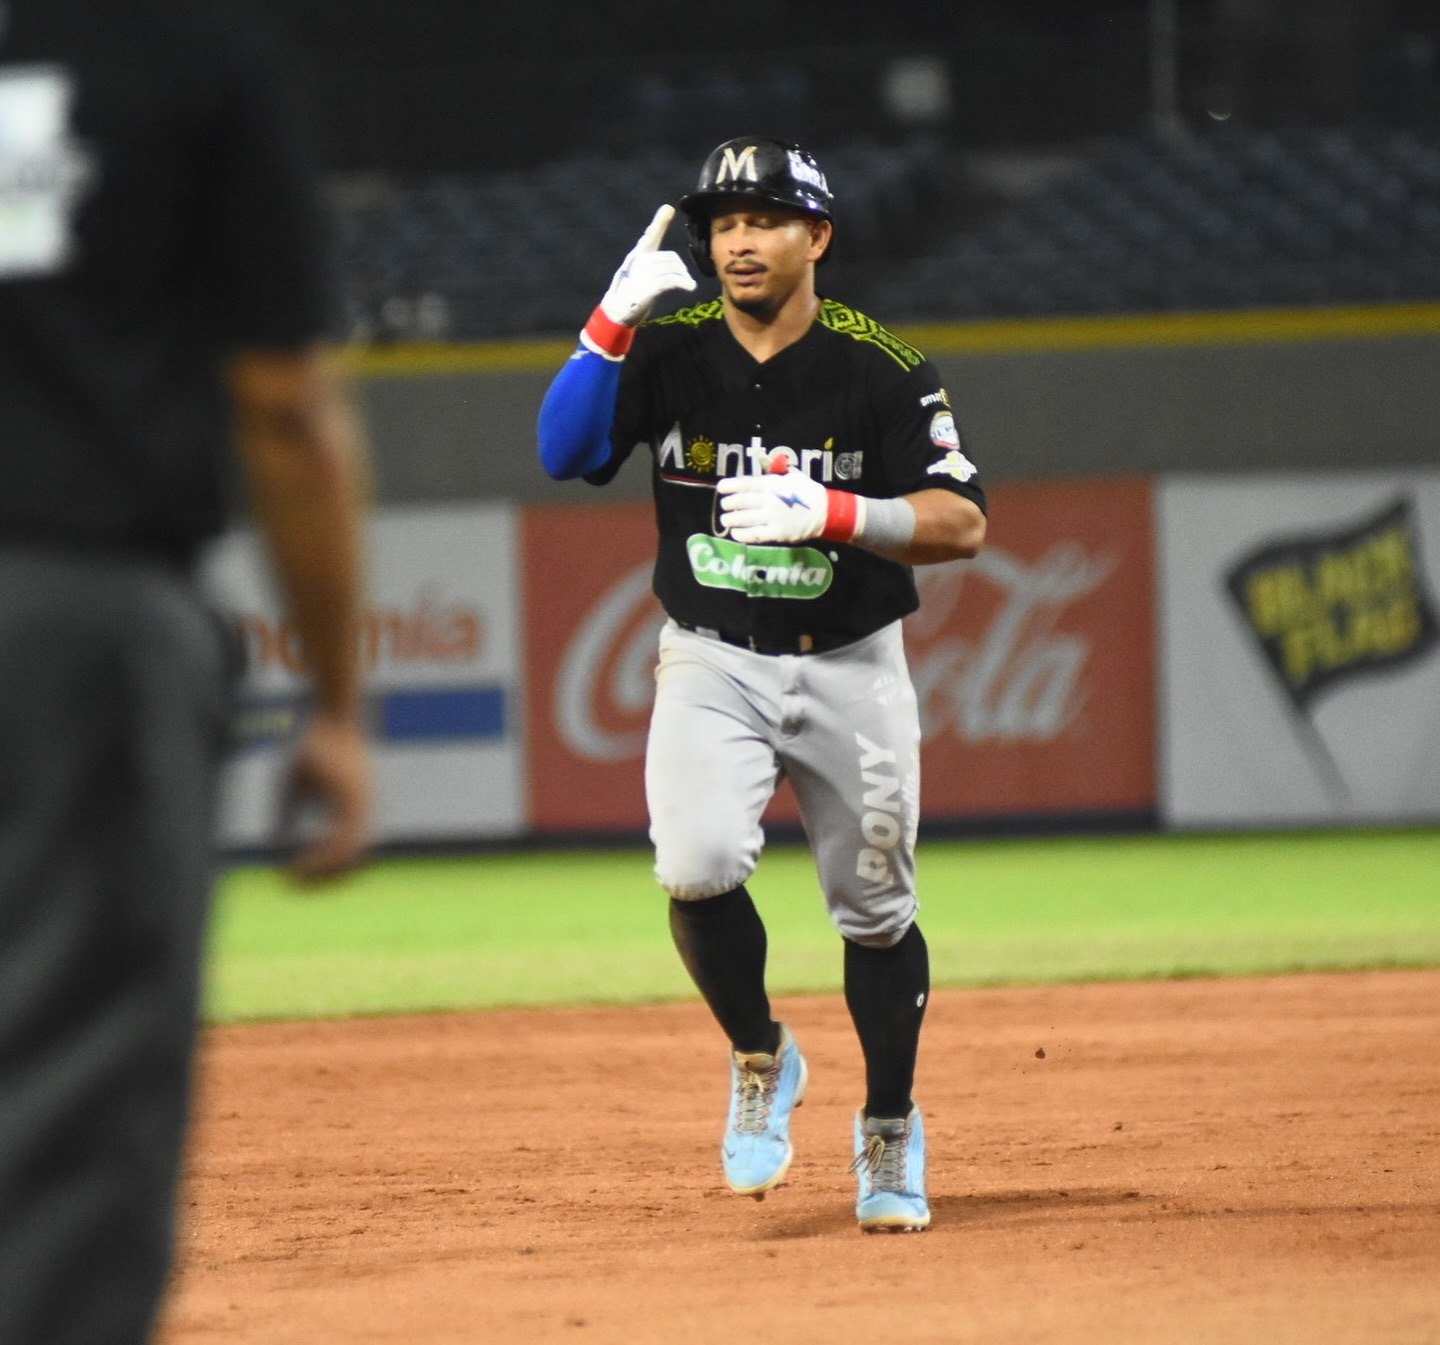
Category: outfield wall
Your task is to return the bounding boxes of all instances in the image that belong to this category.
[206,468,1440,849]
[350,305,1440,505]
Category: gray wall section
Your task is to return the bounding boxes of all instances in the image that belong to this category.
[357,333,1440,505]
[360,371,575,505]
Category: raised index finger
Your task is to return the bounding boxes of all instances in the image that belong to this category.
[636,203,676,253]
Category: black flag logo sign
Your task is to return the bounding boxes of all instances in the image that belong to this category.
[1225,494,1440,712]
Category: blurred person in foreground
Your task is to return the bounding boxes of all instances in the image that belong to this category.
[0,1,373,1341]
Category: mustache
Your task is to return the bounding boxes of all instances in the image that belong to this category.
[724,260,768,275]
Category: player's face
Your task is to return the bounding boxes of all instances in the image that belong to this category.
[708,204,831,319]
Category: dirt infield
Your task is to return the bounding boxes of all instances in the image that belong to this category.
[157,969,1440,1345]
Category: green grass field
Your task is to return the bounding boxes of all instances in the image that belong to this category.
[203,827,1440,1023]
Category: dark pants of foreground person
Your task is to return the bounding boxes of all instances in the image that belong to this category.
[0,548,234,1345]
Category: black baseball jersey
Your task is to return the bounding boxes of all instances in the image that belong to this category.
[590,297,986,648]
[0,0,333,568]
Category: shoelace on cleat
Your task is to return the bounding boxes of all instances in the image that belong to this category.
[848,1128,909,1193]
[732,1057,778,1135]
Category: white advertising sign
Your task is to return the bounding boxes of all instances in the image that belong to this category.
[203,503,525,849]
[1159,472,1440,827]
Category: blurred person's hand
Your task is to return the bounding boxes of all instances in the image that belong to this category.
[280,711,373,881]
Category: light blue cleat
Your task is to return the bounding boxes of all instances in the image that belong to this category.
[722,1023,808,1199]
[851,1106,930,1232]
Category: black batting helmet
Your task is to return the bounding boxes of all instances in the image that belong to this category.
[676,136,834,276]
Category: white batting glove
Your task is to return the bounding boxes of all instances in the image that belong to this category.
[582,205,696,359]
[716,464,861,545]
[599,205,696,326]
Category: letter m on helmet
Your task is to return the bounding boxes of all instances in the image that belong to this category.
[716,144,759,184]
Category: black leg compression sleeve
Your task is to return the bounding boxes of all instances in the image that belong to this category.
[668,887,779,1056]
[844,922,930,1120]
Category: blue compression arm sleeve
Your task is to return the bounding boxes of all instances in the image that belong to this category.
[537,345,622,480]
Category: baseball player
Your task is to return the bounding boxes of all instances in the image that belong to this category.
[537,136,986,1232]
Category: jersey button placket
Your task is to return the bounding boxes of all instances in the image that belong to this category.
[743,379,765,613]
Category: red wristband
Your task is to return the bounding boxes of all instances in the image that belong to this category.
[582,306,636,357]
[820,488,860,543]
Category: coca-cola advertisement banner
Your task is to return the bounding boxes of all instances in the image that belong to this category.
[908,477,1157,820]
[1159,472,1440,827]
[522,480,1158,834]
[521,501,665,832]
[205,504,526,848]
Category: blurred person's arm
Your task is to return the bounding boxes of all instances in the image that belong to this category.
[229,344,373,880]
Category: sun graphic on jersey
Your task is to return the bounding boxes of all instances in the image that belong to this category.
[687,436,716,472]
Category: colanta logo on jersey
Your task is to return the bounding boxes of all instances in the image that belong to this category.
[686,535,833,599]
[662,424,862,483]
[0,65,93,280]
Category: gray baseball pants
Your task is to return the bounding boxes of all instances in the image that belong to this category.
[646,618,920,947]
